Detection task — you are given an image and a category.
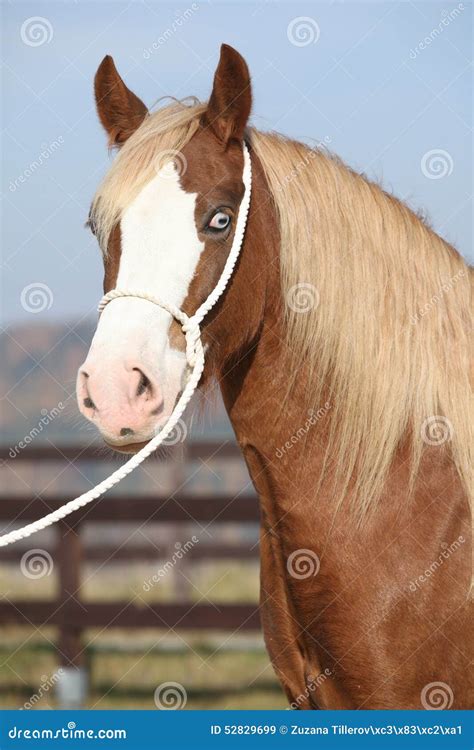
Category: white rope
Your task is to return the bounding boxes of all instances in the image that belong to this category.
[0,143,252,548]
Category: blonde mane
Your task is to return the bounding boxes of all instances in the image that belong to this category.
[92,100,473,524]
[251,131,472,524]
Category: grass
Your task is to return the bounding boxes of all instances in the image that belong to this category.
[0,629,286,709]
[0,558,287,709]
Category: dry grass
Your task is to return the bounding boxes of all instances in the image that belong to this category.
[0,628,285,709]
[0,559,285,709]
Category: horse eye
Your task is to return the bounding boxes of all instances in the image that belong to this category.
[208,211,230,231]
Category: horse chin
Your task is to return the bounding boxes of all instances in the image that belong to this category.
[104,439,151,455]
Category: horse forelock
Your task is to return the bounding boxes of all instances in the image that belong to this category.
[90,99,207,255]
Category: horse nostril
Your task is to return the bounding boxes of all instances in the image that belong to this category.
[135,370,151,398]
[120,427,134,437]
[83,397,95,409]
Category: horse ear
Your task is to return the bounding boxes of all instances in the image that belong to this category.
[94,55,148,146]
[203,44,252,146]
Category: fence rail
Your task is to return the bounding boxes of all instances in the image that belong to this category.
[0,601,261,630]
[0,441,240,462]
[0,494,259,524]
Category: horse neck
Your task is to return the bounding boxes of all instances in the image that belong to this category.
[214,146,470,560]
[212,149,328,484]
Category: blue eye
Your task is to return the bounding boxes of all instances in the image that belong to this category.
[208,211,231,231]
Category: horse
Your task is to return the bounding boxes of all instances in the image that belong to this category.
[77,44,473,709]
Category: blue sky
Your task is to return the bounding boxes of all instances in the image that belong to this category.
[2,0,472,325]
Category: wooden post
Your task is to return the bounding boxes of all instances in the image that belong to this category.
[55,519,88,708]
[171,443,192,600]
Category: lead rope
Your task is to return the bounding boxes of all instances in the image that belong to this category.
[0,143,252,548]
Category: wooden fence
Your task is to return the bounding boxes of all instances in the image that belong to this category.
[0,442,262,705]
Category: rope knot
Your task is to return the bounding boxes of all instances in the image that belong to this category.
[182,318,201,368]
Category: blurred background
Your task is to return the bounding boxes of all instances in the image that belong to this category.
[1,0,472,709]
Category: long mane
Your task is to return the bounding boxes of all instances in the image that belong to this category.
[251,130,473,524]
[92,100,473,526]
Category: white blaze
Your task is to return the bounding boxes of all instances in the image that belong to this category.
[85,163,205,429]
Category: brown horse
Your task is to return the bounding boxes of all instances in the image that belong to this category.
[77,45,473,709]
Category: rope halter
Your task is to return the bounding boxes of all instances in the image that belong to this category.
[98,292,202,369]
[0,142,252,548]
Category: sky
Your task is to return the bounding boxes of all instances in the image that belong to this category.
[1,0,472,325]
